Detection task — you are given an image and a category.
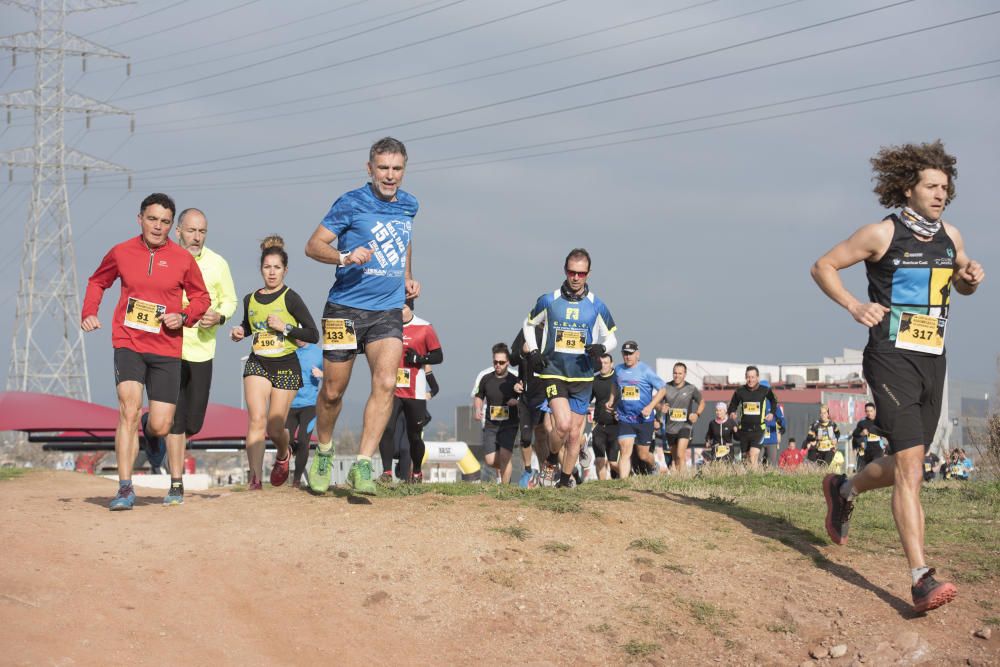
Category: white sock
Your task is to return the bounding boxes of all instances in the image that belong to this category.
[317,441,333,454]
[911,566,930,584]
[839,478,858,501]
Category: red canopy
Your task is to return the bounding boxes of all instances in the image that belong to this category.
[0,391,249,441]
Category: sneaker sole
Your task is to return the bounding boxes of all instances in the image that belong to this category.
[822,474,848,545]
[109,503,133,511]
[162,499,184,506]
[348,481,378,496]
[913,582,957,613]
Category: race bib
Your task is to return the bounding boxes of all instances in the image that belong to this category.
[817,438,834,452]
[743,402,761,416]
[396,368,411,388]
[924,462,933,473]
[621,386,640,401]
[670,408,687,422]
[123,297,165,334]
[322,318,357,351]
[554,327,585,354]
[489,405,510,421]
[867,433,882,442]
[895,311,946,355]
[252,330,284,357]
[715,445,730,459]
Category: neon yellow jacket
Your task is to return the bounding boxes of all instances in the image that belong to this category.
[181,246,237,362]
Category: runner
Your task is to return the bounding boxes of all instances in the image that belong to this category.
[703,402,737,464]
[850,402,885,471]
[812,140,984,612]
[758,380,785,467]
[231,236,319,490]
[510,325,549,487]
[81,193,210,511]
[614,341,667,479]
[778,438,805,470]
[377,298,442,484]
[589,353,619,480]
[286,340,323,487]
[661,362,704,474]
[304,137,420,496]
[474,343,520,483]
[805,405,841,467]
[727,366,778,467]
[161,208,237,505]
[522,248,617,489]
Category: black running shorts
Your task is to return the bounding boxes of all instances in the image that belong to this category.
[863,348,946,453]
[665,428,693,446]
[591,423,618,459]
[114,347,181,404]
[243,354,303,391]
[736,430,762,456]
[170,359,213,436]
[321,302,403,362]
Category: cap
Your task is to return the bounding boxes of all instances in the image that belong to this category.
[621,340,639,353]
[715,401,727,411]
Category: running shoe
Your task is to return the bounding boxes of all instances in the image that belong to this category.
[162,483,184,506]
[911,568,957,613]
[308,448,334,494]
[248,475,263,491]
[109,484,136,511]
[540,464,559,488]
[270,453,290,487]
[347,459,377,495]
[376,471,394,488]
[822,473,854,545]
[555,474,577,489]
[408,472,423,484]
[518,470,533,488]
[526,471,540,489]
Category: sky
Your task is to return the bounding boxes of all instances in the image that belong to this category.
[1,0,998,433]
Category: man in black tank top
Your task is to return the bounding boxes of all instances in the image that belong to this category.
[811,141,984,614]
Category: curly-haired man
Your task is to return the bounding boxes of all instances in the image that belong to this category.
[811,140,985,613]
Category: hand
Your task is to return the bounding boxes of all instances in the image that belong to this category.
[528,349,545,373]
[81,316,101,332]
[507,398,518,407]
[475,409,483,421]
[266,314,286,332]
[514,381,524,394]
[688,413,699,424]
[641,405,653,419]
[405,278,421,299]
[585,343,605,365]
[311,366,323,379]
[161,313,183,330]
[230,326,245,342]
[861,428,869,436]
[848,302,889,327]
[198,309,222,328]
[955,259,985,287]
[404,348,423,366]
[729,412,737,422]
[765,413,774,423]
[344,246,373,265]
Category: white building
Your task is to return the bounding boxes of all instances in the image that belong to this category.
[655,348,864,389]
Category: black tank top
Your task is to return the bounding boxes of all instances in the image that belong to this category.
[865,215,955,354]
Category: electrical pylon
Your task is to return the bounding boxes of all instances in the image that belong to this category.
[1,0,133,401]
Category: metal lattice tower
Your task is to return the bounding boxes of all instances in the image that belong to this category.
[1,0,132,401]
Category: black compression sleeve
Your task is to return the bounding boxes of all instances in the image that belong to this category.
[239,294,252,337]
[283,289,319,343]
[423,348,443,365]
[427,372,440,397]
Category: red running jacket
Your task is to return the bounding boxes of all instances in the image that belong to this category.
[82,236,210,358]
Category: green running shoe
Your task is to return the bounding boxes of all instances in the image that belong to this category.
[162,482,184,506]
[347,459,377,496]
[309,447,334,494]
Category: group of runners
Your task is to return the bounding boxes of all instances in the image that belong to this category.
[81,138,983,614]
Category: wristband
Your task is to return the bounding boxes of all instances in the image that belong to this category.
[339,250,352,266]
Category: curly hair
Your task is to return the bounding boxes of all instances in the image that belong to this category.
[259,234,288,268]
[870,140,957,209]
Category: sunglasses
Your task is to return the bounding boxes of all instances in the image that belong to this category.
[493,360,508,366]
[565,269,589,279]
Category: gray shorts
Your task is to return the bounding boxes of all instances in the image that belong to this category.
[482,424,518,455]
[321,302,403,362]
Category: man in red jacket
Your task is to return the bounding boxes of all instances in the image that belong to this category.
[81,193,210,511]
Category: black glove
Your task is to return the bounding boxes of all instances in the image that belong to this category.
[585,343,605,365]
[427,373,440,397]
[527,349,546,373]
[404,348,426,366]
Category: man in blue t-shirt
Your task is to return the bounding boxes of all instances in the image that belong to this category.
[522,248,617,488]
[304,137,421,496]
[614,340,667,478]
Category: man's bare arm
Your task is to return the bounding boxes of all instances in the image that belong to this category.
[811,221,893,327]
[944,223,985,295]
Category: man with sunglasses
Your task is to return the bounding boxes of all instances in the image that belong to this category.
[522,248,617,488]
[474,343,520,483]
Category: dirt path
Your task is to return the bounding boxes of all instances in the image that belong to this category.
[1,471,996,666]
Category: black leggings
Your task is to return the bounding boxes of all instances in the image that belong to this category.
[285,405,316,481]
[378,397,430,477]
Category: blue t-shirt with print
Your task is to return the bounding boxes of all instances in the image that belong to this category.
[614,361,665,424]
[321,184,418,311]
[291,343,324,409]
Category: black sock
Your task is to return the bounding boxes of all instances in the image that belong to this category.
[560,471,573,484]
[547,453,560,466]
[170,478,183,491]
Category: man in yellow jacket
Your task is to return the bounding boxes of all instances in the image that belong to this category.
[161,208,237,505]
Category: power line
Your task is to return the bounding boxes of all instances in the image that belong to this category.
[83,0,194,36]
[107,0,930,179]
[131,0,802,135]
[108,0,266,48]
[113,0,478,103]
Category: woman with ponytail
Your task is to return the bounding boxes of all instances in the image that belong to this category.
[231,235,318,490]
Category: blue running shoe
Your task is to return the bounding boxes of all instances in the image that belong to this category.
[141,412,167,473]
[518,470,533,489]
[109,484,136,511]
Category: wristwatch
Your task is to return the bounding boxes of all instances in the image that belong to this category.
[219,314,226,325]
[284,323,293,336]
[339,250,352,266]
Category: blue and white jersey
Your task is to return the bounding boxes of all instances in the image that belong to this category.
[322,184,418,311]
[614,361,665,424]
[524,288,616,382]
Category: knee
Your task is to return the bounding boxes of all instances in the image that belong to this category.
[146,415,172,437]
[372,371,396,396]
[248,414,267,434]
[266,420,286,442]
[320,382,345,405]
